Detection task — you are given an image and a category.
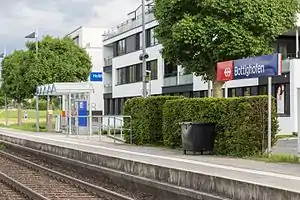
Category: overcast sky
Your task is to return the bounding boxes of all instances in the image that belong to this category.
[0,0,141,55]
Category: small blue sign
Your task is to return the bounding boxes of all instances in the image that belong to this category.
[233,54,282,80]
[90,72,103,82]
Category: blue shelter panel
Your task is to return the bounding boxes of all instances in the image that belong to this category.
[78,101,88,127]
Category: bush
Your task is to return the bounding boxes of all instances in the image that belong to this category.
[123,96,185,145]
[163,96,278,157]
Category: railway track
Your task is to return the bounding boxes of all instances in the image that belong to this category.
[0,179,28,200]
[0,151,134,200]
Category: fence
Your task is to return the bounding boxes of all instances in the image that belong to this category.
[54,114,132,144]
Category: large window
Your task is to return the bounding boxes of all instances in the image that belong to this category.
[117,39,126,56]
[116,60,158,85]
[150,28,158,46]
[164,61,177,77]
[129,65,136,83]
[146,60,158,80]
[146,27,159,47]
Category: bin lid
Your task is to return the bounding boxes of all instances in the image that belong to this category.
[180,122,215,125]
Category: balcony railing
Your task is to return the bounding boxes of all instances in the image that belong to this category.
[163,74,193,87]
[104,84,112,93]
[281,53,297,73]
[103,10,156,40]
[104,57,113,67]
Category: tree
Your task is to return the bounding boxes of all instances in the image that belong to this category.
[1,50,35,124]
[154,0,299,97]
[26,35,92,87]
[1,35,92,125]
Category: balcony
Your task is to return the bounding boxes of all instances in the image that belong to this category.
[104,57,113,67]
[163,74,193,87]
[103,8,155,40]
[104,84,112,93]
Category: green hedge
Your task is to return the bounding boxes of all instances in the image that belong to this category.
[163,96,278,157]
[123,96,185,145]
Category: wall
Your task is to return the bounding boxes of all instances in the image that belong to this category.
[67,27,106,112]
[281,59,300,134]
[112,44,163,98]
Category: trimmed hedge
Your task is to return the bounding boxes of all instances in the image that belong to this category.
[163,96,278,157]
[123,96,185,145]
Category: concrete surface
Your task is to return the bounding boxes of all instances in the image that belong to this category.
[0,128,300,200]
[272,138,298,155]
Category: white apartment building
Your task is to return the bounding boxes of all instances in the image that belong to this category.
[102,4,300,134]
[66,26,106,115]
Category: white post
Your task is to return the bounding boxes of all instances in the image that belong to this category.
[224,81,228,98]
[35,28,39,57]
[141,0,147,97]
[296,26,299,58]
[208,81,212,97]
[297,88,300,154]
[4,93,8,127]
[36,95,39,132]
[68,93,72,136]
[267,76,272,154]
[89,91,93,137]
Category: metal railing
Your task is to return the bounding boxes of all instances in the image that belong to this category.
[104,57,113,66]
[58,115,133,144]
[92,115,133,144]
[103,11,155,40]
[163,74,194,87]
[163,76,177,86]
[104,84,112,93]
[178,74,193,85]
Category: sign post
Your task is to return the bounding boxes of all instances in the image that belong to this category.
[217,53,282,155]
[267,76,272,153]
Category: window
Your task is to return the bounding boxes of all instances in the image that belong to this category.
[164,61,177,77]
[136,63,143,82]
[117,39,126,56]
[242,87,250,96]
[146,60,158,80]
[259,85,267,95]
[117,67,127,85]
[150,28,158,46]
[117,69,122,85]
[129,65,136,83]
[146,27,159,47]
[229,88,236,97]
[276,83,290,116]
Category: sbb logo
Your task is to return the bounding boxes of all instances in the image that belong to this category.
[224,67,232,77]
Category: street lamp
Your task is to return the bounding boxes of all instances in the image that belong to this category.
[25,28,40,131]
[140,0,154,97]
[0,47,8,127]
[25,28,39,57]
[141,0,147,98]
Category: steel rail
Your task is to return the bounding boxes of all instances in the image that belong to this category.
[0,151,134,200]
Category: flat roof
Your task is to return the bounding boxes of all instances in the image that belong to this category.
[35,82,94,96]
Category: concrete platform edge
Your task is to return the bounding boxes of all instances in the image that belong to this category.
[0,134,299,200]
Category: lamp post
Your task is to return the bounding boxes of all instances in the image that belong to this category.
[25,28,39,131]
[0,47,8,126]
[25,28,39,57]
[141,0,148,97]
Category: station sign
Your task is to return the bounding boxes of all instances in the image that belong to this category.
[217,53,282,81]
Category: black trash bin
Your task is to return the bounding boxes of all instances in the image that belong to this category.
[181,122,216,155]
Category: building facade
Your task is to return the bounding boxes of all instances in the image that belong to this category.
[102,4,299,134]
[66,26,106,115]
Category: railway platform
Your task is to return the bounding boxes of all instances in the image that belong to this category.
[0,127,299,200]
